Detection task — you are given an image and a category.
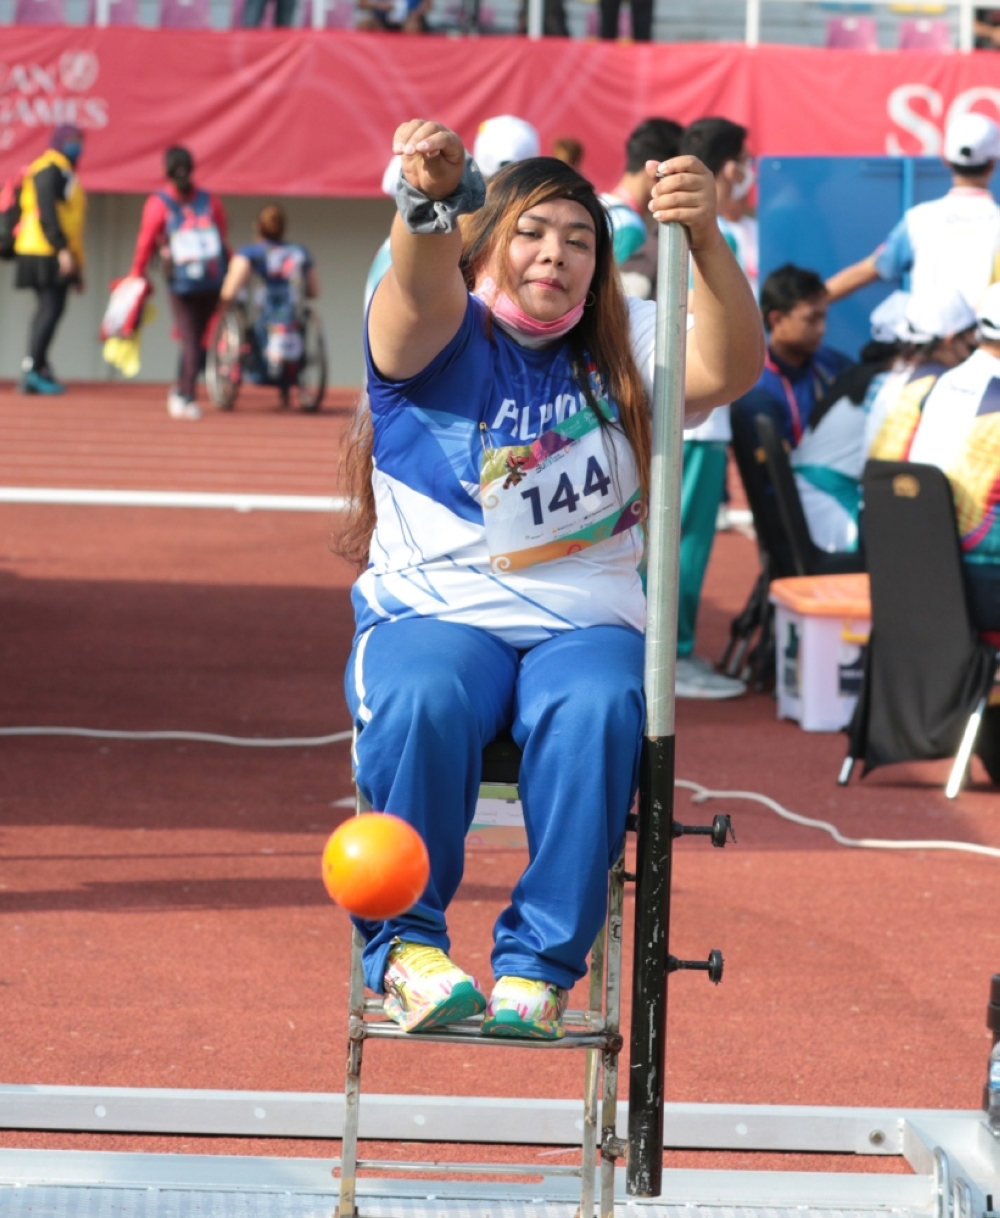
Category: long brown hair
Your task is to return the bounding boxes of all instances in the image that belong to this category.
[337,157,651,569]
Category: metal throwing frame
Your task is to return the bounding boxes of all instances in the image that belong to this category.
[338,784,629,1218]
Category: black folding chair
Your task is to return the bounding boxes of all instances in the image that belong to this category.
[722,405,863,689]
[839,459,1000,798]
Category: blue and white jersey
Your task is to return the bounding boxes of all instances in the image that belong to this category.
[354,294,658,649]
[874,188,1000,309]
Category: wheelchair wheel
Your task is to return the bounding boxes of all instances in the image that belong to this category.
[297,307,327,414]
[206,308,244,411]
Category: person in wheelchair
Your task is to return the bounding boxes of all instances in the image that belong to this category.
[218,204,319,405]
[338,119,763,1041]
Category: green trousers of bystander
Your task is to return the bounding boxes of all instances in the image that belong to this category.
[677,439,729,658]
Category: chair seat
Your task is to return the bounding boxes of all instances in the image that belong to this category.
[482,736,522,785]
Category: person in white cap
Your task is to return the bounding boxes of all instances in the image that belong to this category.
[908,279,1000,632]
[364,119,540,312]
[472,116,540,180]
[826,112,1000,309]
[865,287,978,462]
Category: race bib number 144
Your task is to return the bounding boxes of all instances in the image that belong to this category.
[480,407,641,573]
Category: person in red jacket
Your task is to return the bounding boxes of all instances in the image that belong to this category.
[130,146,229,420]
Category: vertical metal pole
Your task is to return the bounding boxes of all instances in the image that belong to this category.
[526,0,543,38]
[312,0,325,30]
[600,853,626,1218]
[626,220,689,1198]
[744,0,760,47]
[958,0,974,53]
[96,0,111,24]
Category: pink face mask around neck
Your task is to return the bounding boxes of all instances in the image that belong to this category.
[475,276,585,348]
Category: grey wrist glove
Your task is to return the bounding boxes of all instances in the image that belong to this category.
[395,154,487,234]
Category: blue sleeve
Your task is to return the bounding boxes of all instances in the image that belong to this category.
[238,242,264,276]
[365,294,488,420]
[872,216,913,283]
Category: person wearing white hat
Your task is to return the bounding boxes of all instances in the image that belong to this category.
[472,116,540,180]
[826,112,1000,310]
[864,287,978,461]
[364,121,540,312]
[786,295,911,554]
[907,279,1000,632]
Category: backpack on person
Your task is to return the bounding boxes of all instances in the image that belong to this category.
[157,189,226,294]
[0,168,26,260]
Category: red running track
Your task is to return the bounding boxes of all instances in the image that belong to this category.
[0,385,997,1174]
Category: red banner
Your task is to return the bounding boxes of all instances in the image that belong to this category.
[3,29,1000,196]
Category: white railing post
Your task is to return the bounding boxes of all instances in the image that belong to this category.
[312,0,325,29]
[95,0,111,25]
[958,0,974,52]
[526,0,543,38]
[745,0,760,47]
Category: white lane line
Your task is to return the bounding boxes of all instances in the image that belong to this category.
[0,487,349,512]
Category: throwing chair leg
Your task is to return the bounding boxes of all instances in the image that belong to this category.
[945,695,988,800]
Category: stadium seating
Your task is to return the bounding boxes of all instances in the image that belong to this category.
[159,0,211,25]
[824,14,878,47]
[897,16,952,49]
[14,0,66,23]
[88,0,140,24]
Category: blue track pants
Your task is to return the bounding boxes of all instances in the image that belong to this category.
[345,618,645,995]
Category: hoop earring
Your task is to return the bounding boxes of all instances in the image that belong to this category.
[585,291,596,307]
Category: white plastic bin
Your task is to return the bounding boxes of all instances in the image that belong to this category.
[770,574,871,732]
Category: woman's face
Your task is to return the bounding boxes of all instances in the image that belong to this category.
[486,198,597,322]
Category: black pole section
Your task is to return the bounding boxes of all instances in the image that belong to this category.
[626,733,675,1196]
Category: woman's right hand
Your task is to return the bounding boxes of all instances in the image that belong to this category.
[393,120,466,201]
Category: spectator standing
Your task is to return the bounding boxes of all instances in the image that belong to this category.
[599,117,683,301]
[242,0,295,24]
[974,7,1000,46]
[671,117,758,698]
[908,280,1000,632]
[130,146,229,421]
[14,124,87,396]
[357,0,428,31]
[825,113,1000,310]
[599,0,651,41]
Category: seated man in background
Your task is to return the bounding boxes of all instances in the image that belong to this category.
[794,290,977,555]
[788,298,907,553]
[909,282,1000,633]
[732,264,850,447]
[730,264,850,569]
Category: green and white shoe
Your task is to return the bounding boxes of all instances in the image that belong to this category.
[382,941,485,1034]
[482,976,569,1040]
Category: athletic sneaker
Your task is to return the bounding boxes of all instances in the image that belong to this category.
[482,976,569,1040]
[675,655,746,700]
[167,390,201,421]
[19,368,66,395]
[382,941,486,1033]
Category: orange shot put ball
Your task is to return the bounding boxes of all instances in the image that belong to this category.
[321,812,430,920]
